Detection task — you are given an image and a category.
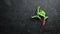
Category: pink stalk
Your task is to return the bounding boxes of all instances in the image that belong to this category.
[41,18,45,28]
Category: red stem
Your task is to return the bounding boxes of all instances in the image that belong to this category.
[41,18,45,28]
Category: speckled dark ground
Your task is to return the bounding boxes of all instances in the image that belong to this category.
[0,0,60,34]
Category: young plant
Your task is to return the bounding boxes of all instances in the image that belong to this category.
[32,6,48,28]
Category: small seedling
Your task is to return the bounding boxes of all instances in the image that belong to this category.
[32,6,48,28]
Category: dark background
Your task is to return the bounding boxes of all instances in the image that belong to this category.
[0,0,60,34]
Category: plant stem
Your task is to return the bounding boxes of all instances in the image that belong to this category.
[41,18,45,28]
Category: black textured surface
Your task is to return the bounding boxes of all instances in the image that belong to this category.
[0,0,60,34]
